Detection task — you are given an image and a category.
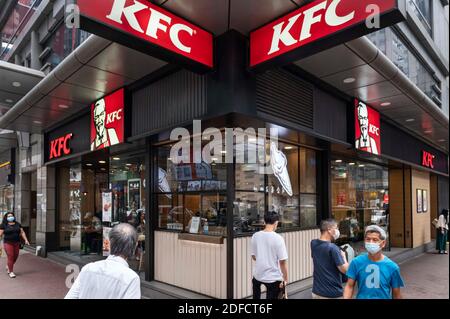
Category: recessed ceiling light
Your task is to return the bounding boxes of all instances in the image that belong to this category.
[380,102,391,106]
[220,150,227,154]
[101,168,106,171]
[5,99,13,103]
[12,81,21,87]
[335,160,342,163]
[358,164,365,167]
[405,118,415,122]
[58,104,69,109]
[112,157,120,161]
[126,163,132,166]
[424,130,432,134]
[284,146,294,150]
[211,157,218,161]
[99,160,106,164]
[438,139,446,142]
[86,163,93,166]
[33,120,42,124]
[349,162,356,166]
[343,77,356,84]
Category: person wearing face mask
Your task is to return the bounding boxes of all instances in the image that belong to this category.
[310,219,349,299]
[0,212,30,278]
[344,225,404,299]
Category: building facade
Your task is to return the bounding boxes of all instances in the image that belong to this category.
[0,0,448,298]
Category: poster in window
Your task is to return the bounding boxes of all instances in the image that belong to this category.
[102,227,112,257]
[189,216,201,234]
[422,190,428,212]
[102,192,112,222]
[416,189,422,213]
[128,179,141,210]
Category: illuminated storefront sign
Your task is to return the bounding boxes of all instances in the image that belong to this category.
[421,150,435,169]
[355,99,381,155]
[77,0,213,72]
[90,88,125,151]
[49,133,73,159]
[250,0,404,70]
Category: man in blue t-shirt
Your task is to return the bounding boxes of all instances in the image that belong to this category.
[311,219,349,299]
[344,225,404,299]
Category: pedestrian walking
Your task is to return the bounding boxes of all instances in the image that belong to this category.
[311,219,349,299]
[251,211,288,299]
[344,225,404,299]
[436,209,448,254]
[0,212,30,278]
[65,223,141,299]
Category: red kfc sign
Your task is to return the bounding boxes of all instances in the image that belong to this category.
[250,0,403,70]
[421,151,435,169]
[91,88,125,151]
[355,99,381,155]
[77,0,213,71]
[49,133,73,159]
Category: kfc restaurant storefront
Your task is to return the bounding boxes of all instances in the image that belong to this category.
[2,0,448,298]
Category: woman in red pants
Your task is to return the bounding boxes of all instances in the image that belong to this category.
[0,212,30,278]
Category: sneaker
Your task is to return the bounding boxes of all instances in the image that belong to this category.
[9,272,16,278]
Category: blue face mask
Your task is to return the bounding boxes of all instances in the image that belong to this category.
[7,216,15,222]
[365,242,382,255]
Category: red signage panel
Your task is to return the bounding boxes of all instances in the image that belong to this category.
[355,99,381,155]
[250,0,402,69]
[77,0,213,70]
[90,88,125,151]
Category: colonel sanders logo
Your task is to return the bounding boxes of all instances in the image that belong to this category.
[355,100,380,155]
[90,89,124,151]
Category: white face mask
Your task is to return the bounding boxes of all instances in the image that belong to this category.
[332,229,340,241]
[365,242,382,255]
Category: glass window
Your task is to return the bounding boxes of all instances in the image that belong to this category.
[234,192,265,234]
[41,23,90,71]
[0,0,42,60]
[410,0,432,35]
[155,141,227,237]
[300,148,316,194]
[331,159,389,252]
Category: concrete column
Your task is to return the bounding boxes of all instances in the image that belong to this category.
[30,31,42,70]
[14,54,22,65]
[34,134,57,254]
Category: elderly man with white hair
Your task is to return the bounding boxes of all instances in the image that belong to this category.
[344,225,404,299]
[65,223,141,299]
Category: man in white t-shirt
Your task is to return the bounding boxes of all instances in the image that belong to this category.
[251,211,288,299]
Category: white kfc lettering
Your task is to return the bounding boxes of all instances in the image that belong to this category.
[146,8,171,38]
[106,0,194,53]
[268,13,302,55]
[106,0,147,33]
[268,0,356,54]
[170,24,194,53]
[325,0,355,26]
[107,109,123,124]
[369,124,379,136]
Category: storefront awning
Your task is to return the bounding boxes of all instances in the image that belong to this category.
[0,35,166,134]
[294,36,449,153]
